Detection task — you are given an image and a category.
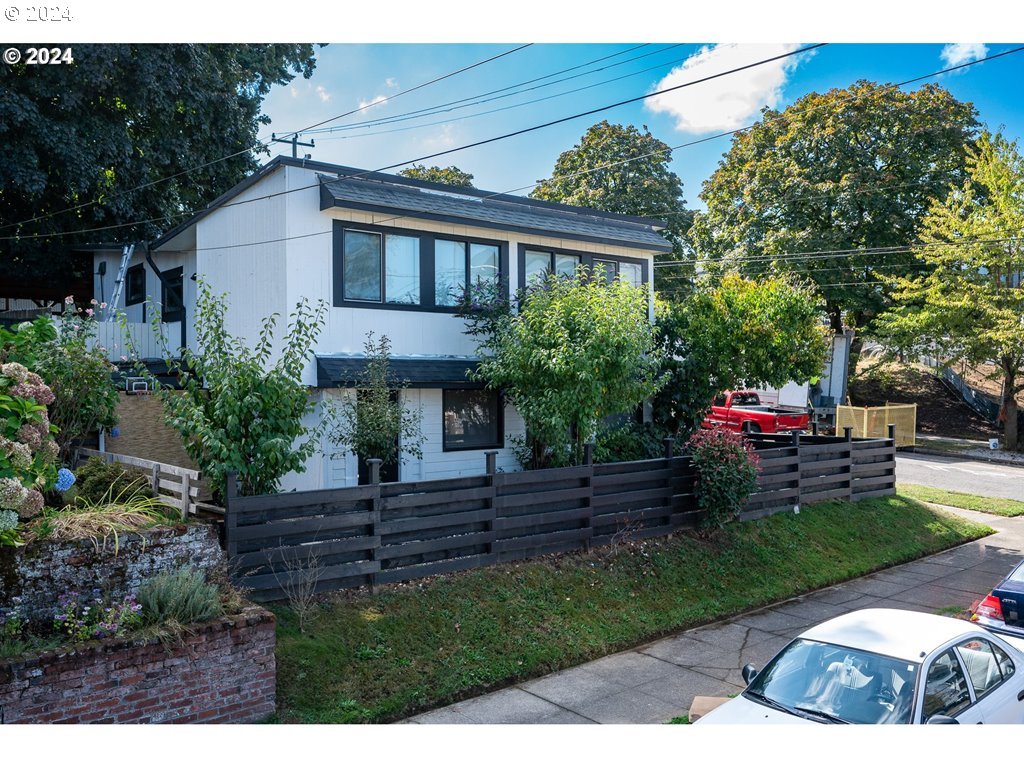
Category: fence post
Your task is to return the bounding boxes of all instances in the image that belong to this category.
[845,425,854,501]
[811,421,818,436]
[791,430,802,509]
[367,459,382,594]
[180,472,191,520]
[150,463,160,494]
[484,450,498,559]
[582,443,594,553]
[887,423,897,444]
[224,471,239,558]
[663,437,674,459]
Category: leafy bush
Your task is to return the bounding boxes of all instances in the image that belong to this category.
[35,299,119,461]
[137,567,223,626]
[593,422,668,464]
[686,427,762,534]
[71,457,154,505]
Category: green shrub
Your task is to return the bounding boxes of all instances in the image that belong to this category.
[686,426,762,533]
[593,422,667,464]
[137,567,223,626]
[71,457,155,505]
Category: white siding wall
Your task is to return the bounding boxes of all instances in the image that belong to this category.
[194,167,289,355]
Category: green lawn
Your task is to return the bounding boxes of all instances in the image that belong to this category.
[272,495,991,723]
[897,483,1024,517]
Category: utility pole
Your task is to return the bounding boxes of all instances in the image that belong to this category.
[271,132,315,158]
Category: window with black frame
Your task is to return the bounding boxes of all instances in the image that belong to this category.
[161,267,184,322]
[342,229,421,305]
[435,239,499,307]
[125,264,146,305]
[442,389,502,451]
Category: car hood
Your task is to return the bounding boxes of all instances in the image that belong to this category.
[696,694,818,725]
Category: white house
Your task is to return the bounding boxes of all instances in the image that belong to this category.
[89,156,672,490]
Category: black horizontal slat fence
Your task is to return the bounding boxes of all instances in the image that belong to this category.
[225,428,897,601]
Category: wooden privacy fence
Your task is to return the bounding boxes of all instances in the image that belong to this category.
[224,430,897,602]
[74,448,200,518]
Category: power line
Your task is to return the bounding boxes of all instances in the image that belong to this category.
[303,43,670,135]
[309,45,700,142]
[0,43,536,235]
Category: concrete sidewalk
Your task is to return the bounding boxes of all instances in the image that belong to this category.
[404,507,1024,724]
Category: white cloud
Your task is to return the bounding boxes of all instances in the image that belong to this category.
[385,77,399,89]
[646,43,810,134]
[417,123,458,151]
[358,95,389,111]
[940,43,989,68]
[315,85,331,103]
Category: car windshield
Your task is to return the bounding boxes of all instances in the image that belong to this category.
[746,639,919,724]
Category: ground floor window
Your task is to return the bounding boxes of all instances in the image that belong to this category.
[442,389,502,451]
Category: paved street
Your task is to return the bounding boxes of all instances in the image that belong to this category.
[897,453,1024,501]
[404,507,1024,724]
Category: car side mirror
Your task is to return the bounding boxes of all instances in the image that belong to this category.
[741,664,759,685]
[925,714,960,725]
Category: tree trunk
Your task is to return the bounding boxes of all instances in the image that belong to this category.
[1002,363,1019,451]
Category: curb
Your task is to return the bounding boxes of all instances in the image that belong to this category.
[903,446,1024,469]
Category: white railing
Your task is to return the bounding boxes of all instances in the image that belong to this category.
[59,320,181,361]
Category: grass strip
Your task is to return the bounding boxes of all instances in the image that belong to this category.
[272,495,991,723]
[897,483,1024,517]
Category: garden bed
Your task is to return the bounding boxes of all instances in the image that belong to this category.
[0,604,275,724]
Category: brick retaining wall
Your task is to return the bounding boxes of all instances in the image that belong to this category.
[0,605,276,723]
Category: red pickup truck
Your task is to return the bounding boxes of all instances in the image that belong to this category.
[702,391,810,434]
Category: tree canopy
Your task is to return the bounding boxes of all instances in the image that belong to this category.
[874,132,1024,450]
[398,164,475,187]
[461,268,662,469]
[0,44,319,286]
[653,274,830,437]
[691,81,979,333]
[530,121,696,292]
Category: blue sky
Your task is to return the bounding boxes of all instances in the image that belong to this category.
[258,42,1024,211]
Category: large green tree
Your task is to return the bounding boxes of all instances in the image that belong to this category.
[0,44,319,285]
[398,164,475,187]
[874,132,1024,450]
[462,269,663,469]
[654,274,830,438]
[692,81,979,334]
[530,120,696,293]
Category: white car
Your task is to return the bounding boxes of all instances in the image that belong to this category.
[698,608,1024,724]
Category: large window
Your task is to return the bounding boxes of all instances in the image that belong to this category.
[518,245,647,290]
[342,229,421,304]
[523,249,580,284]
[443,389,503,451]
[435,239,499,307]
[333,221,507,311]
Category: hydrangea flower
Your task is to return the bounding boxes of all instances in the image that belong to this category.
[0,362,29,384]
[0,509,18,531]
[18,489,44,518]
[0,477,27,509]
[55,468,76,493]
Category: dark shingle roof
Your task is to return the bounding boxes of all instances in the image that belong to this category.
[319,174,672,252]
[317,356,481,389]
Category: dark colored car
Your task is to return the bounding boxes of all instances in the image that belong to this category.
[973,558,1024,638]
